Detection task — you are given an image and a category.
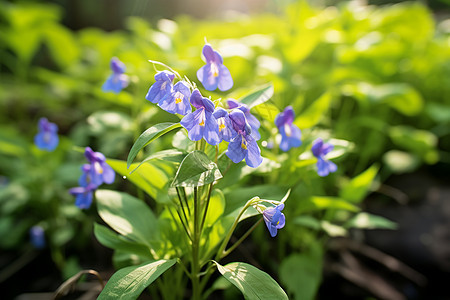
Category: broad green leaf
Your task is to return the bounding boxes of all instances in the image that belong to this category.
[383,150,420,174]
[96,190,159,247]
[107,159,173,204]
[127,123,182,168]
[339,165,379,203]
[389,125,438,163]
[347,83,424,116]
[130,149,186,173]
[292,216,321,230]
[172,151,222,187]
[320,221,347,237]
[204,189,226,227]
[280,243,323,300]
[43,23,79,69]
[239,85,274,109]
[295,91,333,129]
[98,259,177,300]
[298,196,360,213]
[345,212,397,230]
[214,261,288,300]
[87,111,132,134]
[94,223,153,258]
[426,103,450,123]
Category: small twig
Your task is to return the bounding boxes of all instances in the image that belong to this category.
[53,269,104,299]
[376,183,409,204]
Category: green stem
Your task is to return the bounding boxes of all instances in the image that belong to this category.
[215,197,258,261]
[191,186,201,300]
[168,207,192,243]
[176,187,190,229]
[222,218,263,258]
[177,187,190,215]
[199,183,214,234]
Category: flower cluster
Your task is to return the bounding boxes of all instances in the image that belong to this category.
[69,147,115,209]
[274,107,337,176]
[102,57,129,94]
[34,117,59,151]
[145,44,263,168]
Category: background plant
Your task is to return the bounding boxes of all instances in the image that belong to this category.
[0,0,449,299]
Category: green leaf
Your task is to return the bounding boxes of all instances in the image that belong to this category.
[172,151,222,187]
[43,23,79,69]
[389,125,438,163]
[98,259,177,300]
[345,212,397,230]
[214,261,288,300]
[96,190,159,247]
[320,221,347,237]
[347,83,424,116]
[94,223,153,258]
[280,244,323,300]
[130,149,186,174]
[295,91,333,129]
[127,123,182,168]
[239,85,274,109]
[383,150,420,174]
[292,216,321,230]
[107,159,174,204]
[298,196,360,213]
[204,189,226,227]
[339,165,379,203]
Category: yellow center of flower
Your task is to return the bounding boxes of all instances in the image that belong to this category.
[241,138,248,150]
[211,63,219,77]
[95,162,104,174]
[284,123,292,137]
[219,124,226,132]
[174,92,183,104]
[199,120,205,126]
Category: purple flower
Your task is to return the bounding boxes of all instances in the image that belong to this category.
[311,138,337,177]
[30,225,45,249]
[263,204,285,237]
[227,99,261,140]
[84,147,115,186]
[197,44,233,91]
[146,70,175,104]
[213,108,237,142]
[102,57,129,94]
[69,183,97,209]
[159,81,192,115]
[180,89,220,145]
[275,106,302,151]
[34,118,59,151]
[226,109,263,168]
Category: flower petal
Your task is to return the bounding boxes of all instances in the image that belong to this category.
[218,65,233,91]
[203,112,220,145]
[102,163,115,184]
[202,44,216,63]
[276,213,286,229]
[311,138,324,158]
[245,135,262,168]
[226,136,247,163]
[197,64,218,91]
[189,89,204,109]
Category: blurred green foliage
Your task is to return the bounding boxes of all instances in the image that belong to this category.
[0,0,449,298]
